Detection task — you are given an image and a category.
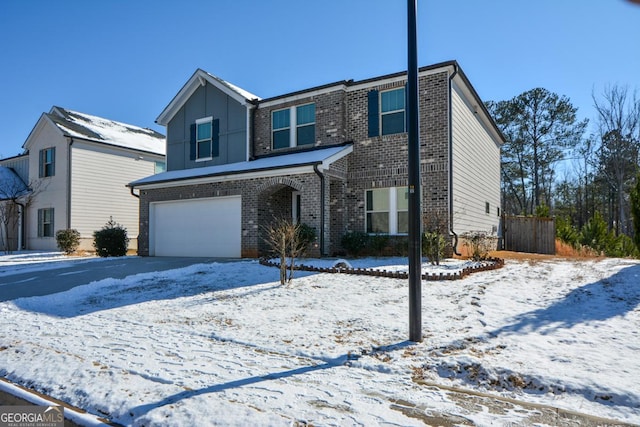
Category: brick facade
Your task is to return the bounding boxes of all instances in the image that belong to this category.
[136,63,499,258]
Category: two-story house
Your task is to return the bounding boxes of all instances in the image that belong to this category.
[129,60,504,258]
[1,107,166,251]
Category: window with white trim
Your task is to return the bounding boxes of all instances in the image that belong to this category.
[196,117,213,160]
[381,87,405,135]
[272,103,315,149]
[366,187,408,234]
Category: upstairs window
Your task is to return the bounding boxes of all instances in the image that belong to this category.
[365,187,409,234]
[196,117,213,161]
[272,109,290,149]
[272,103,315,149]
[296,103,315,146]
[381,87,406,135]
[39,147,55,177]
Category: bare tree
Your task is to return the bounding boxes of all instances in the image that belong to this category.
[0,170,31,254]
[263,217,312,285]
[593,84,640,235]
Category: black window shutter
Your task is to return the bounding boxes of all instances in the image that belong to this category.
[50,209,54,237]
[212,119,220,157]
[189,123,197,160]
[37,209,42,237]
[51,147,55,176]
[367,90,379,137]
[39,150,44,178]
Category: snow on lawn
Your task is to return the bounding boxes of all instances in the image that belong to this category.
[0,255,639,426]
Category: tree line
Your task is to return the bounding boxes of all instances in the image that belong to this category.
[487,85,640,256]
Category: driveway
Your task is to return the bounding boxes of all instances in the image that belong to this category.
[0,256,229,302]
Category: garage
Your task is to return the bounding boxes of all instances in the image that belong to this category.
[150,196,241,257]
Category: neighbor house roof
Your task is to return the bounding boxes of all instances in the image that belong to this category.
[0,166,29,200]
[130,144,353,188]
[44,107,166,155]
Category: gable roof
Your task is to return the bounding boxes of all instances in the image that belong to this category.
[43,107,166,155]
[0,166,29,200]
[130,144,352,188]
[156,69,261,126]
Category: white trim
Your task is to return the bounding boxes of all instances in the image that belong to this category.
[156,69,258,126]
[364,186,407,235]
[259,84,348,108]
[196,116,213,124]
[136,165,316,190]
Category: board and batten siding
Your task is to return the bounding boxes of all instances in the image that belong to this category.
[451,82,501,236]
[70,141,160,249]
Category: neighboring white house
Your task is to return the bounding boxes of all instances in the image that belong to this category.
[3,106,166,251]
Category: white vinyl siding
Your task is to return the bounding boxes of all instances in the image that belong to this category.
[70,142,160,248]
[25,123,69,250]
[451,82,501,235]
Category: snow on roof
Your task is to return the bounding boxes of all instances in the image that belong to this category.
[203,70,261,101]
[130,144,352,187]
[47,107,165,155]
[0,166,29,200]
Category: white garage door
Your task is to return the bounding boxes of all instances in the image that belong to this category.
[150,196,241,257]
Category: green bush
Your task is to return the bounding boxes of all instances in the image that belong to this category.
[369,234,390,256]
[296,223,317,257]
[579,212,611,254]
[556,216,580,247]
[93,217,129,257]
[341,231,369,257]
[631,173,640,253]
[423,231,446,265]
[56,229,81,254]
[607,234,640,258]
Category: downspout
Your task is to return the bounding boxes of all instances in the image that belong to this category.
[130,186,140,199]
[448,66,461,256]
[249,100,258,160]
[313,164,325,257]
[67,138,73,229]
[16,201,25,250]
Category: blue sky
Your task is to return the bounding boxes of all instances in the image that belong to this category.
[0,0,638,159]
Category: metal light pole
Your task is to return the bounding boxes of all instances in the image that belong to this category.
[407,0,422,342]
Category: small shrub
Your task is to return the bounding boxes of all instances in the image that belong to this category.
[462,231,491,261]
[607,234,640,258]
[556,216,579,247]
[579,212,611,255]
[93,217,129,257]
[296,223,317,257]
[423,231,446,265]
[56,229,81,254]
[369,234,390,256]
[341,231,369,257]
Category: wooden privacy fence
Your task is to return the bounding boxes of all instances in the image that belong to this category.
[503,215,556,255]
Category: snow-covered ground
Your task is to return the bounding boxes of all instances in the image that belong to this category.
[0,252,639,426]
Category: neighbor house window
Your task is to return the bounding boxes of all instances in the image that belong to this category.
[486,202,490,214]
[37,208,54,238]
[154,161,166,174]
[272,103,315,149]
[381,87,405,135]
[196,117,213,160]
[366,187,408,234]
[39,147,55,177]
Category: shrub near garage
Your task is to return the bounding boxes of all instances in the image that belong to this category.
[93,217,129,257]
